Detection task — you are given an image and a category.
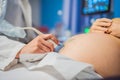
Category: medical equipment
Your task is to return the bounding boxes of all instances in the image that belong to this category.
[20,27,64,52]
[54,43,64,52]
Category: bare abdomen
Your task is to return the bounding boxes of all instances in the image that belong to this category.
[60,33,120,78]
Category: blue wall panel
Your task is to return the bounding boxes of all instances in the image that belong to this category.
[113,0,120,17]
[40,0,63,29]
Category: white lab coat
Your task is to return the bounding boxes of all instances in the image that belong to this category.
[4,0,37,43]
[0,0,37,70]
[5,0,32,27]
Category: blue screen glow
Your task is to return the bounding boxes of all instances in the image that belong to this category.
[82,0,111,15]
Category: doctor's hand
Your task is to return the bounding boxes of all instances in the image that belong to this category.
[90,18,112,33]
[16,34,59,59]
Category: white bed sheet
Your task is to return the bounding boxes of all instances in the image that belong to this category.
[0,64,57,80]
[0,53,103,80]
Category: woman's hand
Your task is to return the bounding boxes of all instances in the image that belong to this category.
[108,18,120,38]
[90,18,112,33]
[90,18,120,38]
[16,34,59,58]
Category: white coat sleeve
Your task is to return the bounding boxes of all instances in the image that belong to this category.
[0,36,25,71]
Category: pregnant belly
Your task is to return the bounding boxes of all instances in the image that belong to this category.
[59,33,120,78]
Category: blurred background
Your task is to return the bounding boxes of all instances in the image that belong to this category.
[29,0,120,42]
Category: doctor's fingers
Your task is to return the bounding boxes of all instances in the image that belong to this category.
[38,38,54,51]
[41,34,59,44]
[37,43,51,52]
[39,42,54,52]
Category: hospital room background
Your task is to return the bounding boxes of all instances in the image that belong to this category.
[29,0,120,42]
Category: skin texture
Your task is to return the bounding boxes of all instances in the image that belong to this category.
[59,33,120,78]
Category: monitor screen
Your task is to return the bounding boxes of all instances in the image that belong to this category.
[82,0,111,15]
